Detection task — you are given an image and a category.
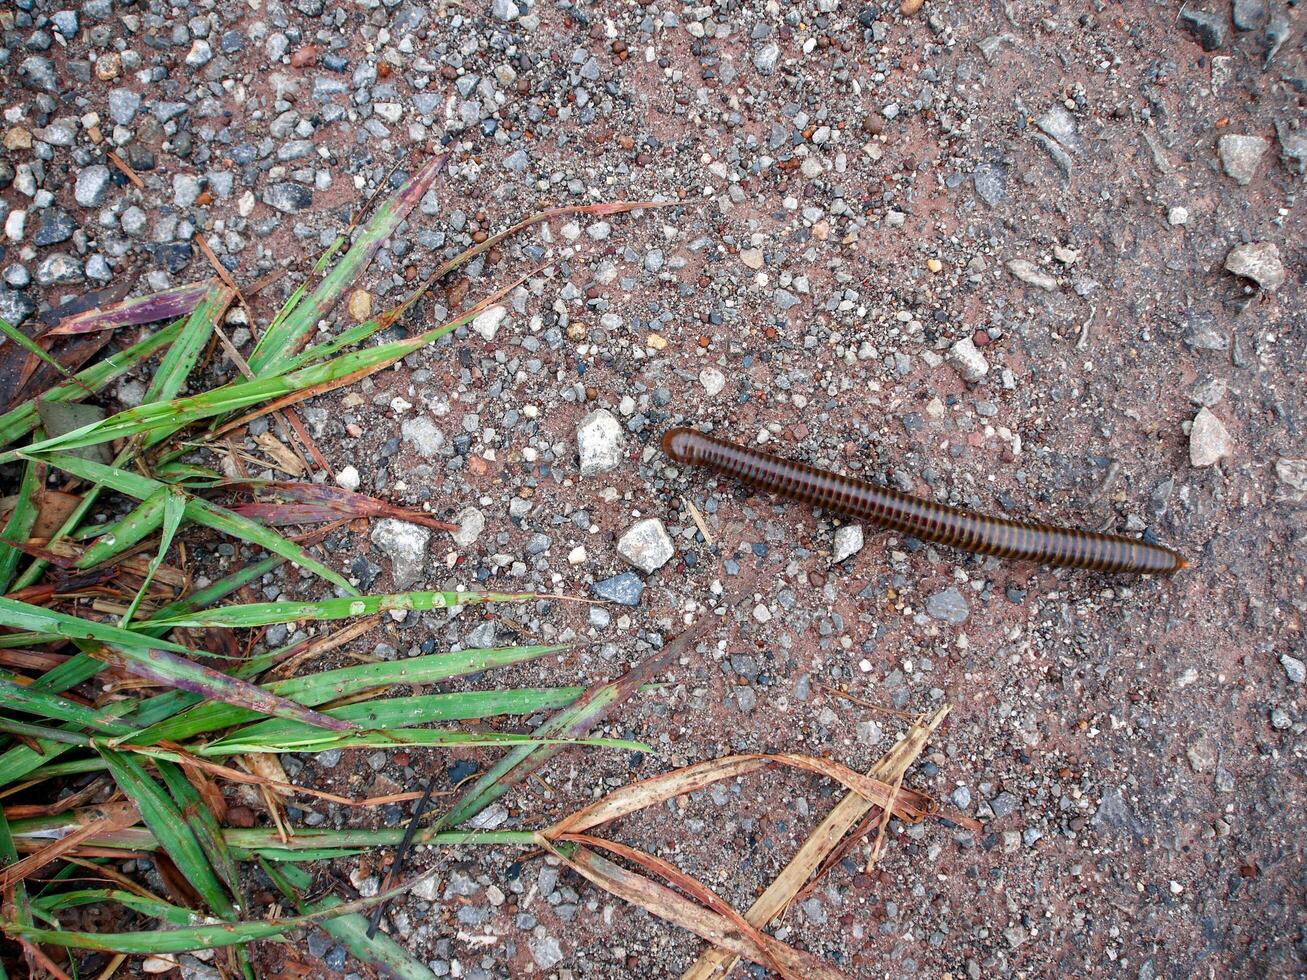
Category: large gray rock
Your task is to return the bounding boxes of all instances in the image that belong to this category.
[617,518,675,574]
[1217,134,1268,185]
[1189,408,1232,467]
[1224,241,1285,293]
[576,408,624,477]
[369,519,430,589]
[947,336,989,382]
[74,165,111,207]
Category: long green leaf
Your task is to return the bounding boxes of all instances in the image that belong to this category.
[263,862,436,980]
[120,486,186,625]
[32,889,200,927]
[99,748,235,920]
[74,486,168,569]
[0,678,133,735]
[210,687,585,749]
[5,873,432,953]
[0,453,39,592]
[28,451,357,595]
[248,154,447,376]
[129,644,568,746]
[143,284,233,404]
[157,760,242,906]
[195,728,645,757]
[0,318,182,450]
[0,317,76,383]
[144,590,535,630]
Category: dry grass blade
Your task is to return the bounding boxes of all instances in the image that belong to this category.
[537,838,846,980]
[549,754,934,838]
[0,802,139,892]
[681,705,950,980]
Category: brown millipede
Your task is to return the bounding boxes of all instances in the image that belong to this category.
[662,427,1187,575]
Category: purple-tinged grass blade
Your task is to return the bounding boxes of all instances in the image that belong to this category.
[43,281,215,337]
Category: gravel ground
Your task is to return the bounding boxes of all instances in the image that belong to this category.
[3,0,1304,977]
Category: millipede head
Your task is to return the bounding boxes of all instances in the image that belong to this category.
[661,427,701,464]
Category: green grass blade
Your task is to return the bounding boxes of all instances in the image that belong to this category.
[247,154,446,377]
[263,862,436,980]
[0,454,39,592]
[0,316,77,384]
[435,616,707,832]
[120,487,186,626]
[0,318,182,450]
[0,596,192,655]
[0,803,33,941]
[6,871,435,953]
[209,687,585,749]
[0,678,133,735]
[32,889,201,927]
[74,486,168,568]
[143,284,233,404]
[156,760,242,906]
[99,748,236,920]
[129,644,568,746]
[30,451,357,595]
[196,728,646,757]
[145,590,535,630]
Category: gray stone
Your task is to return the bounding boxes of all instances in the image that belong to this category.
[1006,258,1058,291]
[951,786,972,809]
[1035,105,1080,152]
[401,416,444,457]
[592,572,644,606]
[1189,408,1232,467]
[33,210,74,247]
[753,42,780,74]
[617,518,675,574]
[74,165,111,207]
[832,524,864,563]
[947,336,989,382]
[576,408,624,477]
[108,89,141,125]
[451,506,485,549]
[925,587,969,625]
[990,792,1020,818]
[471,305,507,341]
[699,367,726,396]
[20,57,58,93]
[1281,654,1305,684]
[1217,134,1268,185]
[51,10,79,35]
[1180,4,1227,50]
[173,174,201,208]
[1276,459,1307,503]
[856,720,882,745]
[1232,0,1267,31]
[503,149,529,173]
[121,206,147,236]
[185,39,213,68]
[529,934,563,970]
[369,519,431,589]
[264,182,313,213]
[1224,241,1285,293]
[1277,122,1307,175]
[973,162,1007,206]
[0,288,36,327]
[36,253,85,286]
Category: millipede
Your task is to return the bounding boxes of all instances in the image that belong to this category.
[661,427,1187,575]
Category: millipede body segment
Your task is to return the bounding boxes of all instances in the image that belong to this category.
[662,427,1187,575]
